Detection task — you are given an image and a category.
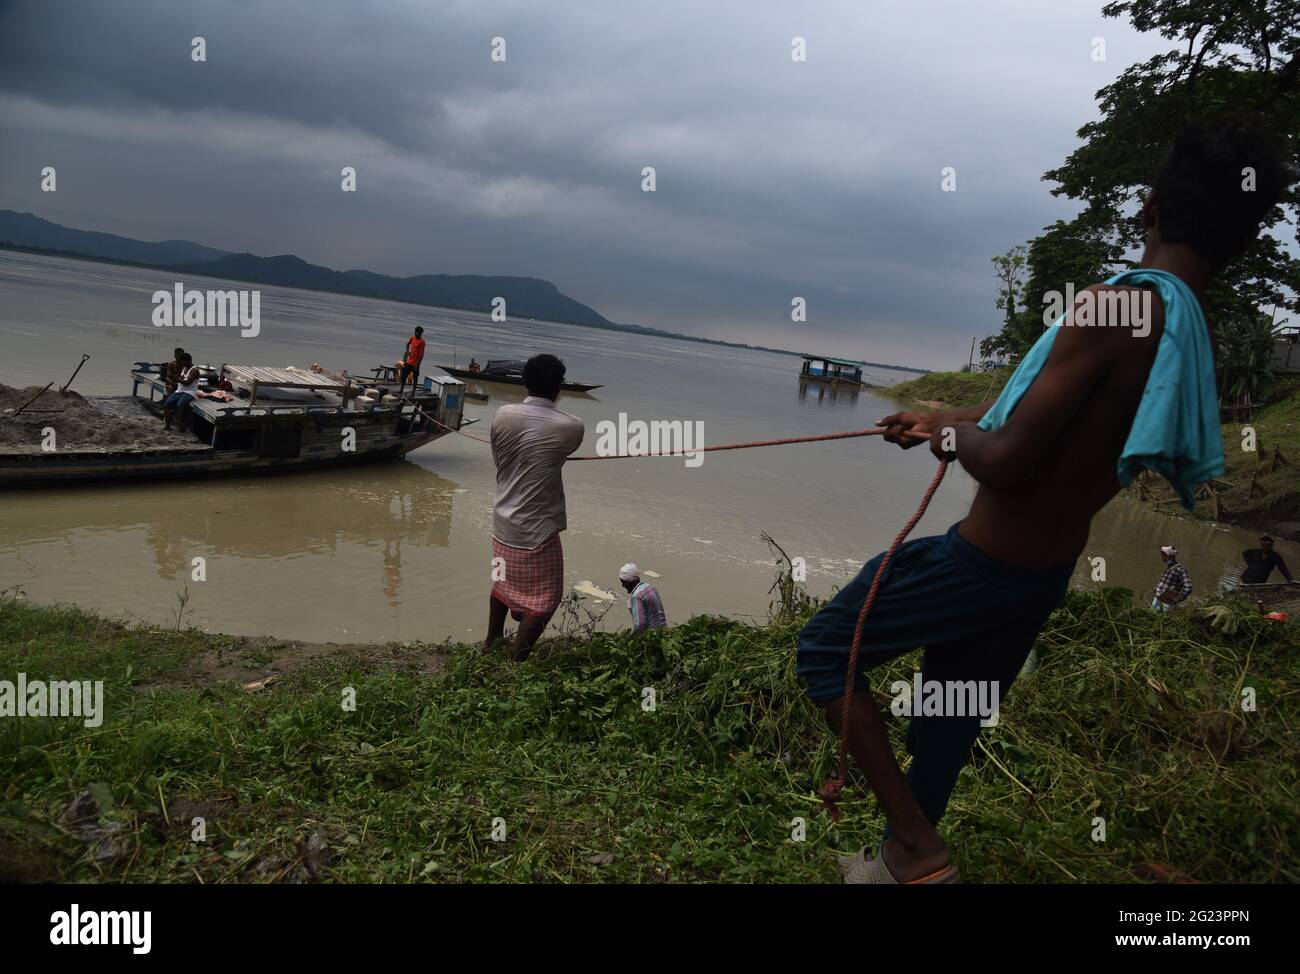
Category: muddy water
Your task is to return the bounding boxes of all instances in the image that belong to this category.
[1,250,1295,641]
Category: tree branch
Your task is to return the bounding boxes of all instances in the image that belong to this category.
[1187,12,1239,95]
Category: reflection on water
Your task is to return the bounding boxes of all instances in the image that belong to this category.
[1,462,462,637]
[9,463,454,559]
[797,378,860,405]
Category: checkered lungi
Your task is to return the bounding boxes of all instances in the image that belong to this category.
[491,532,564,620]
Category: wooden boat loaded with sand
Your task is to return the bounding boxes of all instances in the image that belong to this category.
[0,362,471,487]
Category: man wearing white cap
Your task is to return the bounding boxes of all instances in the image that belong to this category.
[619,563,667,632]
[1152,544,1192,611]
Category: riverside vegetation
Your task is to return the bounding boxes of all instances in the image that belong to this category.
[1,576,1295,884]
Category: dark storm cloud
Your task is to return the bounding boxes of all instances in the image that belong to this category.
[0,0,1167,368]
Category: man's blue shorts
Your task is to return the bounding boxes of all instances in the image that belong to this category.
[797,522,1073,826]
[163,391,194,411]
[797,522,1073,704]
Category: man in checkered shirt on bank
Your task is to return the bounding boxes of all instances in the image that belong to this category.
[1151,544,1193,611]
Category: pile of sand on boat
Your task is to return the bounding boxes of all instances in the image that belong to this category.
[0,383,199,454]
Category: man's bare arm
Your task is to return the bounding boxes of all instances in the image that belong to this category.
[947,293,1119,486]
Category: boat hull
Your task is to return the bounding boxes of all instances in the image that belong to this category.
[0,430,443,488]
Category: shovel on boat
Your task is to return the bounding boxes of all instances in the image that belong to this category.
[61,353,91,394]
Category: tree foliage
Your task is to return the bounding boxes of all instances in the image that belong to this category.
[984,0,1300,363]
[1217,307,1280,407]
[980,245,1029,362]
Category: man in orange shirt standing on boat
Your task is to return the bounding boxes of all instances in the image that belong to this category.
[398,326,426,396]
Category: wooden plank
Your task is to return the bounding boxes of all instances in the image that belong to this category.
[223,364,351,393]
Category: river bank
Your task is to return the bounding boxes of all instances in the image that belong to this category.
[1,586,1295,883]
[887,372,1300,540]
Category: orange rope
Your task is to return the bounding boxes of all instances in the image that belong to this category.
[817,458,949,822]
[568,427,919,459]
[426,413,930,455]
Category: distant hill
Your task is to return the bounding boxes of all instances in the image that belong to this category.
[0,210,228,266]
[169,252,611,327]
[0,210,925,371]
[0,210,610,328]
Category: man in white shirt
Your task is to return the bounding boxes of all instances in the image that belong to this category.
[484,354,585,660]
[162,353,200,432]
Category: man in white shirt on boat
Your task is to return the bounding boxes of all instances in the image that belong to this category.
[162,354,200,432]
[484,354,585,661]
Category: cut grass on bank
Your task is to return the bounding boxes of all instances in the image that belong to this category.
[1,589,1296,883]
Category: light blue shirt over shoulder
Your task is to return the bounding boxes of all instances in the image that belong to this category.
[977,268,1223,510]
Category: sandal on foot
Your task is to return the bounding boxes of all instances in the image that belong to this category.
[845,853,960,884]
[836,842,879,876]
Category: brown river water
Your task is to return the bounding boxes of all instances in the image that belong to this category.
[1,250,1294,642]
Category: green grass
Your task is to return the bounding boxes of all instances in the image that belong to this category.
[885,369,1012,409]
[1,588,1296,883]
[1253,376,1300,445]
[1129,376,1300,529]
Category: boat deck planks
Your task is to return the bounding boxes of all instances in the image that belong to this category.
[223,365,351,391]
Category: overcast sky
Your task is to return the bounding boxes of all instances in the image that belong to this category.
[0,0,1172,369]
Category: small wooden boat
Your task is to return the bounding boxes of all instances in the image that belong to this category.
[437,360,602,392]
[0,362,472,488]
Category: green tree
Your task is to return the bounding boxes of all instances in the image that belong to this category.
[980,246,1029,362]
[983,225,1123,361]
[990,0,1300,364]
[1217,307,1282,413]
